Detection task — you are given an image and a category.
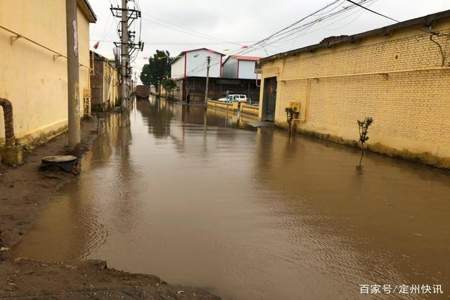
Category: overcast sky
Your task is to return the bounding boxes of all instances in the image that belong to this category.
[89,0,450,79]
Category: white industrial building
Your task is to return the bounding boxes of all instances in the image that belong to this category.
[170,49,260,103]
[222,55,260,79]
[171,48,224,79]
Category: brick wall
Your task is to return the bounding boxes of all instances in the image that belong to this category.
[259,20,450,168]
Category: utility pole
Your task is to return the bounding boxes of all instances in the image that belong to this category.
[111,1,143,112]
[66,0,80,148]
[204,56,211,108]
[120,0,129,111]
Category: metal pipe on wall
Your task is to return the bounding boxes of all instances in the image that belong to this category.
[0,98,16,147]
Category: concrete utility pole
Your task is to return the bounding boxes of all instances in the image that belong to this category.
[111,1,142,111]
[66,0,80,148]
[204,56,211,108]
[120,0,129,111]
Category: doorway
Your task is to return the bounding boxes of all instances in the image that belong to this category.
[262,77,277,122]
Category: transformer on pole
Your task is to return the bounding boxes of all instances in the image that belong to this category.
[110,0,144,111]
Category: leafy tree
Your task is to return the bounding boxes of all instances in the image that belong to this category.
[162,79,177,97]
[140,50,171,95]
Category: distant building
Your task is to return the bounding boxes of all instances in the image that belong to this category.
[171,48,224,102]
[90,51,119,111]
[170,49,261,104]
[258,9,450,169]
[0,0,96,149]
[221,55,261,103]
[222,55,260,80]
[171,48,223,79]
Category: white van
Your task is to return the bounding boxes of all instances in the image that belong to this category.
[227,94,248,103]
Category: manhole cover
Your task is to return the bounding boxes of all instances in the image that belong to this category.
[40,155,80,174]
[42,155,77,163]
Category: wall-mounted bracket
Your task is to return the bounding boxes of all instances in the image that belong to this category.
[10,34,21,45]
[53,54,63,62]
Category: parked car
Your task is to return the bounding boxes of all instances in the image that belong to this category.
[227,94,248,103]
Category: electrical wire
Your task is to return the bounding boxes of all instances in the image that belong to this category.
[141,15,244,47]
[253,0,343,47]
[343,0,450,37]
[90,39,256,46]
[344,0,399,23]
[186,0,346,73]
[187,0,376,74]
[241,0,374,54]
[273,0,377,50]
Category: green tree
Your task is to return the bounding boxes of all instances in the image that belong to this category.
[162,79,177,97]
[140,50,171,95]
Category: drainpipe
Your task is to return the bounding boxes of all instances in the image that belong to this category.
[0,98,22,166]
[0,98,15,147]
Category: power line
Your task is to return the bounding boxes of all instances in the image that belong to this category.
[344,0,399,23]
[90,39,255,46]
[272,0,379,50]
[249,0,375,52]
[188,0,348,74]
[345,0,450,40]
[187,0,349,74]
[187,0,376,75]
[236,0,361,54]
[141,15,244,47]
[253,0,343,47]
[236,0,371,56]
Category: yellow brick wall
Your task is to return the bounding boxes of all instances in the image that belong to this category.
[0,0,92,145]
[259,20,450,167]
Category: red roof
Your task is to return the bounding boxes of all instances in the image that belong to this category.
[171,48,225,64]
[180,48,225,56]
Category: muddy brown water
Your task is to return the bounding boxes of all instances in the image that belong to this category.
[13,97,450,299]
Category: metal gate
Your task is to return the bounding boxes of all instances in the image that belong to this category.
[262,77,277,122]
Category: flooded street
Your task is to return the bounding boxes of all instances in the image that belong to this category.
[13,97,450,299]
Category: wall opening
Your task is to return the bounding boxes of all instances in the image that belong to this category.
[262,77,277,122]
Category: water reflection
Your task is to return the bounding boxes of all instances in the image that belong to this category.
[13,97,450,300]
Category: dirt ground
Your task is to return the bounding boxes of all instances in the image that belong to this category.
[0,259,218,299]
[0,117,220,300]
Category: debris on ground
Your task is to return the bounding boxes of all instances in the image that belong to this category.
[0,259,219,299]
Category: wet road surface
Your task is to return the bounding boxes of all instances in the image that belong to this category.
[14,97,450,299]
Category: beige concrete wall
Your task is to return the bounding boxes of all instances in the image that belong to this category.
[78,9,91,116]
[241,103,259,116]
[208,100,259,118]
[0,0,91,146]
[259,20,450,168]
